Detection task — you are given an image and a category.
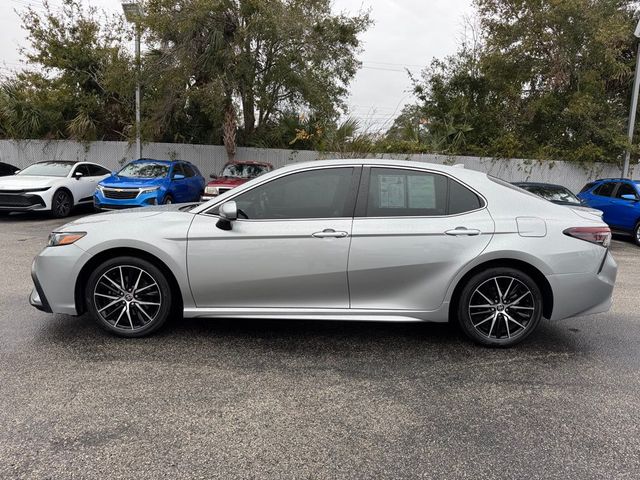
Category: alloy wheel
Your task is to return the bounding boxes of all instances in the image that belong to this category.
[467,276,536,341]
[53,191,71,217]
[93,265,162,331]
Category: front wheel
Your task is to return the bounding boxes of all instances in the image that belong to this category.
[163,194,173,205]
[85,256,173,337]
[633,222,640,247]
[51,189,72,218]
[456,267,543,347]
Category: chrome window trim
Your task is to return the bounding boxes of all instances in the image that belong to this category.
[197,162,488,221]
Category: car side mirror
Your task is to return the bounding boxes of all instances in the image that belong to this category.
[73,171,84,180]
[173,174,185,180]
[216,201,238,231]
[209,173,218,179]
[621,194,638,202]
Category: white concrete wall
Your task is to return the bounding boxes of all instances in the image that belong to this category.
[1,139,637,192]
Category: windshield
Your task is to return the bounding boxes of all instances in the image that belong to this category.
[18,161,74,177]
[221,163,270,179]
[118,162,169,178]
[521,185,580,204]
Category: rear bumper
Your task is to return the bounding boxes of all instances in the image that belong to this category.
[547,249,617,320]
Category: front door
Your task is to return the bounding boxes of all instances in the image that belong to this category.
[187,166,360,308]
[347,167,495,312]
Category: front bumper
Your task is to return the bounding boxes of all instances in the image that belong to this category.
[94,190,162,210]
[0,192,46,211]
[547,249,618,320]
[30,244,91,316]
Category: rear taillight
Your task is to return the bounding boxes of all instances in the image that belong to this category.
[563,226,611,248]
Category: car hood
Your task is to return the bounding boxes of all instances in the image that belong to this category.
[59,203,195,230]
[100,175,167,189]
[207,176,248,188]
[0,175,61,190]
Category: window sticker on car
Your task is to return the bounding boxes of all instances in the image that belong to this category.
[378,175,406,208]
[408,175,436,209]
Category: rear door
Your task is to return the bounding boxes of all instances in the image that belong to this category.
[588,181,617,224]
[608,182,640,230]
[347,167,494,312]
[170,163,190,202]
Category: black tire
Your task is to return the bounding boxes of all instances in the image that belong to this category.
[456,267,544,347]
[633,222,640,247]
[85,256,173,338]
[51,189,73,218]
[163,194,173,205]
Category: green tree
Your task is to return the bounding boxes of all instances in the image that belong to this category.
[395,0,639,163]
[0,0,134,141]
[142,0,371,157]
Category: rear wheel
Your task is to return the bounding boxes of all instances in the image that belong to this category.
[51,189,72,218]
[85,256,172,337]
[633,222,640,247]
[457,267,543,347]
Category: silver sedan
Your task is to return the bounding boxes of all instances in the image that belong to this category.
[30,160,617,347]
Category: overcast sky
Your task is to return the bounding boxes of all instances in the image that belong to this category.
[0,0,474,131]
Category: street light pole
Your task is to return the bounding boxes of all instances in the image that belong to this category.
[122,1,144,160]
[134,24,141,160]
[623,19,640,178]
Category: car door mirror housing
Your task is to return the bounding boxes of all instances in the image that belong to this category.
[173,174,185,180]
[216,201,238,231]
[73,171,84,180]
[621,194,638,201]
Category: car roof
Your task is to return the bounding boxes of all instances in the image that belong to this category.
[130,158,174,164]
[225,160,273,167]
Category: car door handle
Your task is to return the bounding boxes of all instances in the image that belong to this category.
[312,229,349,238]
[445,227,481,236]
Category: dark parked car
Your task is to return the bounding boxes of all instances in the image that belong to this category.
[513,182,584,207]
[578,178,640,246]
[0,161,19,176]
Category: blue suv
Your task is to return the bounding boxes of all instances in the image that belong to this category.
[578,178,640,246]
[95,159,205,210]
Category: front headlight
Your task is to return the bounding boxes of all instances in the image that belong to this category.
[47,232,86,247]
[205,186,219,196]
[139,186,160,195]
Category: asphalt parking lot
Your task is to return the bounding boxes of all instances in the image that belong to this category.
[1,209,639,479]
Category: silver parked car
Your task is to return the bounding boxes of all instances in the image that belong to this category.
[30,160,617,347]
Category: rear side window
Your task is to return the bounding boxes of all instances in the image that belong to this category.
[366,168,448,217]
[449,179,482,214]
[579,182,596,194]
[594,182,616,197]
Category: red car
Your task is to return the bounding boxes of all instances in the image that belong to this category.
[201,160,274,201]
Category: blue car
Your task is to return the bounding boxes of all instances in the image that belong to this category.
[95,159,205,210]
[578,178,640,246]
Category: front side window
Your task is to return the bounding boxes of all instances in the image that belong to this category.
[118,162,169,178]
[615,183,639,199]
[172,164,186,178]
[366,168,448,217]
[594,182,616,197]
[230,167,355,220]
[18,161,74,177]
[87,164,110,176]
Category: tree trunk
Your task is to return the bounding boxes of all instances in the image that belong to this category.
[223,101,237,162]
[242,92,256,137]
